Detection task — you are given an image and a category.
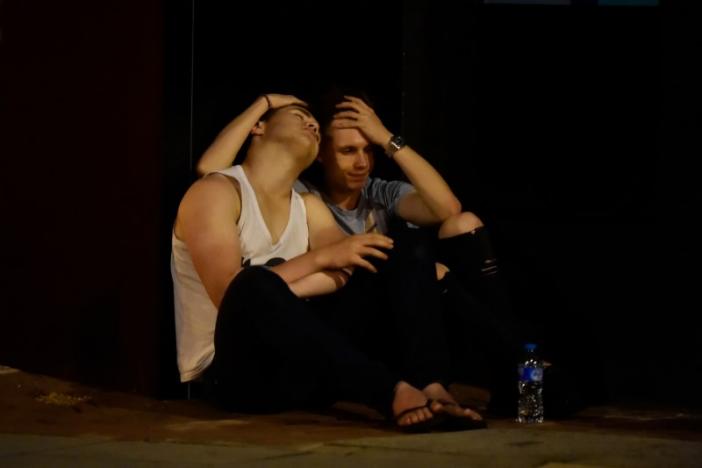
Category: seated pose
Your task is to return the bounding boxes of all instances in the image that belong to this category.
[172,93,485,431]
[196,89,529,410]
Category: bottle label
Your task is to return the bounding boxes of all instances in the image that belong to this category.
[520,366,543,382]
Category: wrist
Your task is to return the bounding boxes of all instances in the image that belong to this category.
[258,94,272,112]
[385,134,406,158]
[312,248,329,271]
[376,129,393,148]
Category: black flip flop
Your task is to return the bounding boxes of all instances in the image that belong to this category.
[433,399,488,431]
[395,398,447,433]
[395,399,487,433]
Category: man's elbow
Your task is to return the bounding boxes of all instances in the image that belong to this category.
[448,198,462,216]
[195,162,209,178]
[437,198,462,220]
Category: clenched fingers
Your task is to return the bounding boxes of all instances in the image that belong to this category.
[335,99,362,113]
[333,110,362,121]
[330,118,358,129]
[341,95,371,111]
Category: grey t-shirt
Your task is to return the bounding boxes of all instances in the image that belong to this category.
[294,178,415,235]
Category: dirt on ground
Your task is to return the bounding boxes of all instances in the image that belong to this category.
[1,365,700,447]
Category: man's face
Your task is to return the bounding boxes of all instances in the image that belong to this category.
[318,127,374,194]
[264,105,321,165]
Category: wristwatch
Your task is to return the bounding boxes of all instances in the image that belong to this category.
[386,134,406,158]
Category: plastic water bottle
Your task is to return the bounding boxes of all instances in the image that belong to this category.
[517,343,544,423]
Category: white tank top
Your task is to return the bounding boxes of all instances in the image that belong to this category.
[171,165,309,382]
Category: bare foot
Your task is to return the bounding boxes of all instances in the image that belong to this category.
[423,382,483,421]
[392,381,434,427]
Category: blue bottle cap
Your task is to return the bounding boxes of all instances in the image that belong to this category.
[525,343,537,352]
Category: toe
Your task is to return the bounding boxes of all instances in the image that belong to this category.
[464,408,483,420]
[400,406,435,427]
[429,400,444,413]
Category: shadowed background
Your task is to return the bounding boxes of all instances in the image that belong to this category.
[1,0,700,407]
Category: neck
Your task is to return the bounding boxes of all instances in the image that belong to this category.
[243,142,304,198]
[324,183,362,210]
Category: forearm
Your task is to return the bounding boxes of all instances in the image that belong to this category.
[196,96,269,176]
[331,96,461,220]
[393,147,461,220]
[269,248,327,285]
[288,270,349,298]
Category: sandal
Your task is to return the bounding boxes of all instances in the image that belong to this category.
[433,399,488,431]
[395,398,487,433]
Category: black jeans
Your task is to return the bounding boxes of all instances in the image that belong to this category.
[206,266,396,414]
[204,228,452,415]
[313,224,453,391]
[375,223,524,392]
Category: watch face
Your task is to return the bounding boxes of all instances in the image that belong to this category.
[392,136,405,147]
[387,135,406,157]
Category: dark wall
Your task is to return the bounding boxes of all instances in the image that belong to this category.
[2,0,698,405]
[404,1,701,406]
[655,1,702,406]
[189,1,403,162]
[1,0,168,395]
[184,1,702,406]
[0,0,405,397]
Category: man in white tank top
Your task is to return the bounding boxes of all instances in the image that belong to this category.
[171,94,484,431]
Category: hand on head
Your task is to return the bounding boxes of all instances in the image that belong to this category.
[332,96,393,148]
[261,93,308,111]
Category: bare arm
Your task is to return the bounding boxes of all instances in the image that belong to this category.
[333,96,461,226]
[284,193,393,297]
[287,270,349,298]
[177,176,393,304]
[174,174,244,309]
[196,94,308,176]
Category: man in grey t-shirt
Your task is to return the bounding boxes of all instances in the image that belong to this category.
[305,89,535,414]
[301,90,496,286]
[294,177,413,236]
[307,89,582,418]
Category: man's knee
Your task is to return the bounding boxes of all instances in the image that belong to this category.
[217,266,295,333]
[387,226,435,267]
[222,266,286,305]
[438,212,485,239]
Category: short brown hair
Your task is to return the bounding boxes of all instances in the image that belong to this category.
[312,85,375,135]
